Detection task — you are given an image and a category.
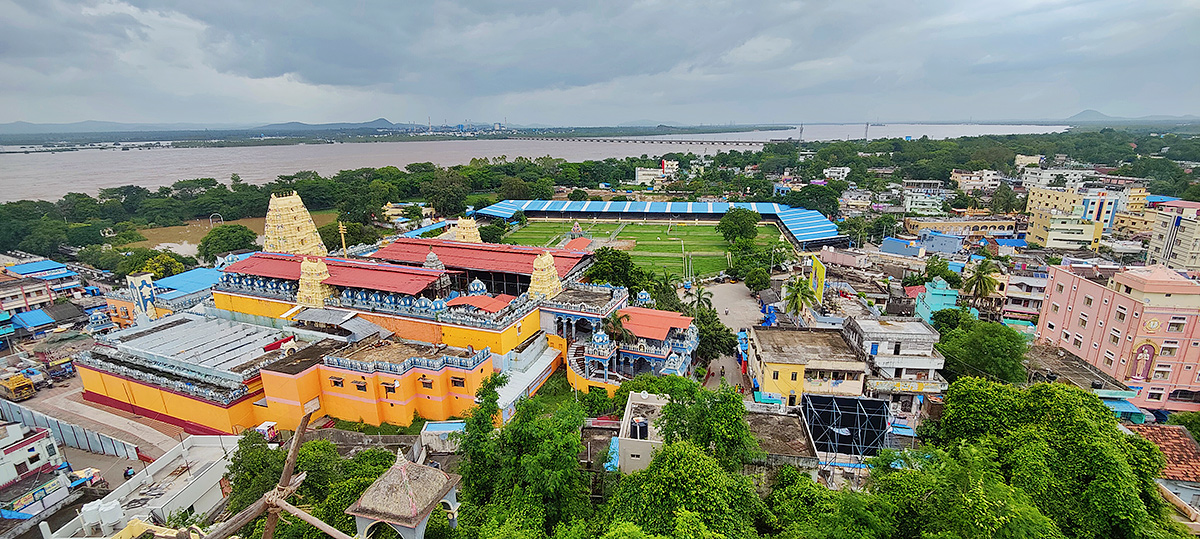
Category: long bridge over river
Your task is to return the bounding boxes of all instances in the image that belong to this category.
[506,136,766,147]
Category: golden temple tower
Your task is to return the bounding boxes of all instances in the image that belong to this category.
[263,192,328,256]
[453,217,483,243]
[296,257,336,308]
[527,251,562,298]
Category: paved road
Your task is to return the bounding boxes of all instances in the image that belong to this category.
[21,384,184,458]
[693,283,762,394]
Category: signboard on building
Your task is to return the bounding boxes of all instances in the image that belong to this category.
[809,255,826,304]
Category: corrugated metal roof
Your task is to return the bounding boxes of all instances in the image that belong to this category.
[6,260,66,275]
[12,309,55,329]
[224,253,452,295]
[371,238,589,278]
[154,268,223,296]
[476,199,840,244]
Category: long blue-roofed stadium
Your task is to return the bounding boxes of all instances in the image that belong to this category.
[476,200,847,248]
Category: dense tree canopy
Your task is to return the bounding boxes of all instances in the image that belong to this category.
[197,224,258,261]
[716,208,761,243]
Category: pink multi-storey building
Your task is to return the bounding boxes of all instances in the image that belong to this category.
[1036,264,1200,411]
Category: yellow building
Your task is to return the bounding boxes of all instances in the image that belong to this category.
[902,217,1016,238]
[1114,211,1154,236]
[1028,208,1102,250]
[747,327,866,407]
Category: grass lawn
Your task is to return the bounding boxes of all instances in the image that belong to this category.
[505,220,781,278]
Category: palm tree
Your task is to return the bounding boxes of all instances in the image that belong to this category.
[783,276,818,326]
[962,259,1000,315]
[690,286,714,311]
[656,270,679,294]
[603,312,635,344]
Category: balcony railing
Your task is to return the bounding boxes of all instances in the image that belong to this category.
[324,346,491,376]
[75,351,248,405]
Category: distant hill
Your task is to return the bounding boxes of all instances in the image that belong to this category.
[0,120,254,135]
[617,120,684,127]
[254,118,410,132]
[1066,110,1200,123]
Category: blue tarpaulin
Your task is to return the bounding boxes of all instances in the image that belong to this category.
[605,437,619,472]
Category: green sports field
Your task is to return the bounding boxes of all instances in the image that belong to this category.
[506,220,781,278]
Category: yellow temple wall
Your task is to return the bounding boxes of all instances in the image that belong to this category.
[213,292,296,319]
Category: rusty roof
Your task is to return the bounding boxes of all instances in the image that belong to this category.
[1128,424,1200,483]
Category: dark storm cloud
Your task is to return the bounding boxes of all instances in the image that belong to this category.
[0,0,1197,124]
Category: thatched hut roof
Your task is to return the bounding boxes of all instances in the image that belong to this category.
[344,451,461,528]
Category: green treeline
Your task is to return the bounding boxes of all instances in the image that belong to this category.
[4,130,1197,261]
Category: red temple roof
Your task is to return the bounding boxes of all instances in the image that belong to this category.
[223,253,454,296]
[370,238,589,278]
[446,294,517,313]
[1128,425,1200,483]
[563,237,591,251]
[618,306,693,341]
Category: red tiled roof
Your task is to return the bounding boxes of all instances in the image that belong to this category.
[370,238,589,278]
[617,306,693,341]
[223,253,454,296]
[903,285,926,298]
[1128,424,1200,483]
[445,294,516,313]
[564,237,591,251]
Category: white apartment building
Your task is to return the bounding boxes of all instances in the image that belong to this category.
[1015,154,1044,168]
[0,422,68,517]
[950,169,1002,192]
[904,192,944,216]
[1148,200,1200,272]
[661,160,679,177]
[823,167,851,182]
[634,167,662,186]
[1021,168,1097,190]
[903,179,944,196]
[843,317,947,427]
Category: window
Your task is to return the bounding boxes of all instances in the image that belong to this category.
[1116,306,1127,321]
[1104,350,1115,367]
[1078,314,1088,328]
[1153,365,1172,380]
[329,377,344,388]
[1052,303,1060,313]
[383,384,396,394]
[352,381,367,392]
[773,371,779,380]
[630,454,641,459]
[1168,317,1186,333]
[1073,335,1082,348]
[1148,390,1165,402]
[1110,329,1121,345]
[451,377,466,388]
[1047,322,1056,331]
[421,379,433,389]
[1062,331,1070,342]
[28,454,40,465]
[1162,341,1180,357]
[14,462,27,475]
[1084,295,1093,306]
[1056,283,1064,293]
[45,445,55,457]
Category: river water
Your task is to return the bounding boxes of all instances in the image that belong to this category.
[0,124,1067,202]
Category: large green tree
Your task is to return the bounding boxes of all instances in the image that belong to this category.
[936,320,1027,383]
[197,224,258,261]
[608,441,763,539]
[716,208,761,243]
[657,384,762,471]
[931,378,1184,539]
[420,169,470,216]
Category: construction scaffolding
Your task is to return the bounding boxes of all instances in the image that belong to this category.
[801,394,892,488]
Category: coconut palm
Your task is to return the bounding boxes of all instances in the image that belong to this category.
[783,276,818,325]
[690,286,714,311]
[603,312,636,344]
[655,270,679,294]
[962,259,1000,314]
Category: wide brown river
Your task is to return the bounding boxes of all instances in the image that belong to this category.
[0,124,1066,202]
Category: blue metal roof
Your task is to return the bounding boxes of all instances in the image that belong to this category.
[402,220,453,238]
[1146,195,1180,203]
[995,238,1027,247]
[13,309,55,329]
[6,260,66,275]
[33,270,78,280]
[153,267,223,300]
[476,199,839,244]
[1102,398,1144,416]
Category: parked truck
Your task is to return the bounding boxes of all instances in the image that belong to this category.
[0,373,36,401]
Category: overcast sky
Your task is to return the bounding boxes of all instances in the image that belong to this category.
[2,0,1197,126]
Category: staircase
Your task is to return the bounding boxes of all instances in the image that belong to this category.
[497,333,562,410]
